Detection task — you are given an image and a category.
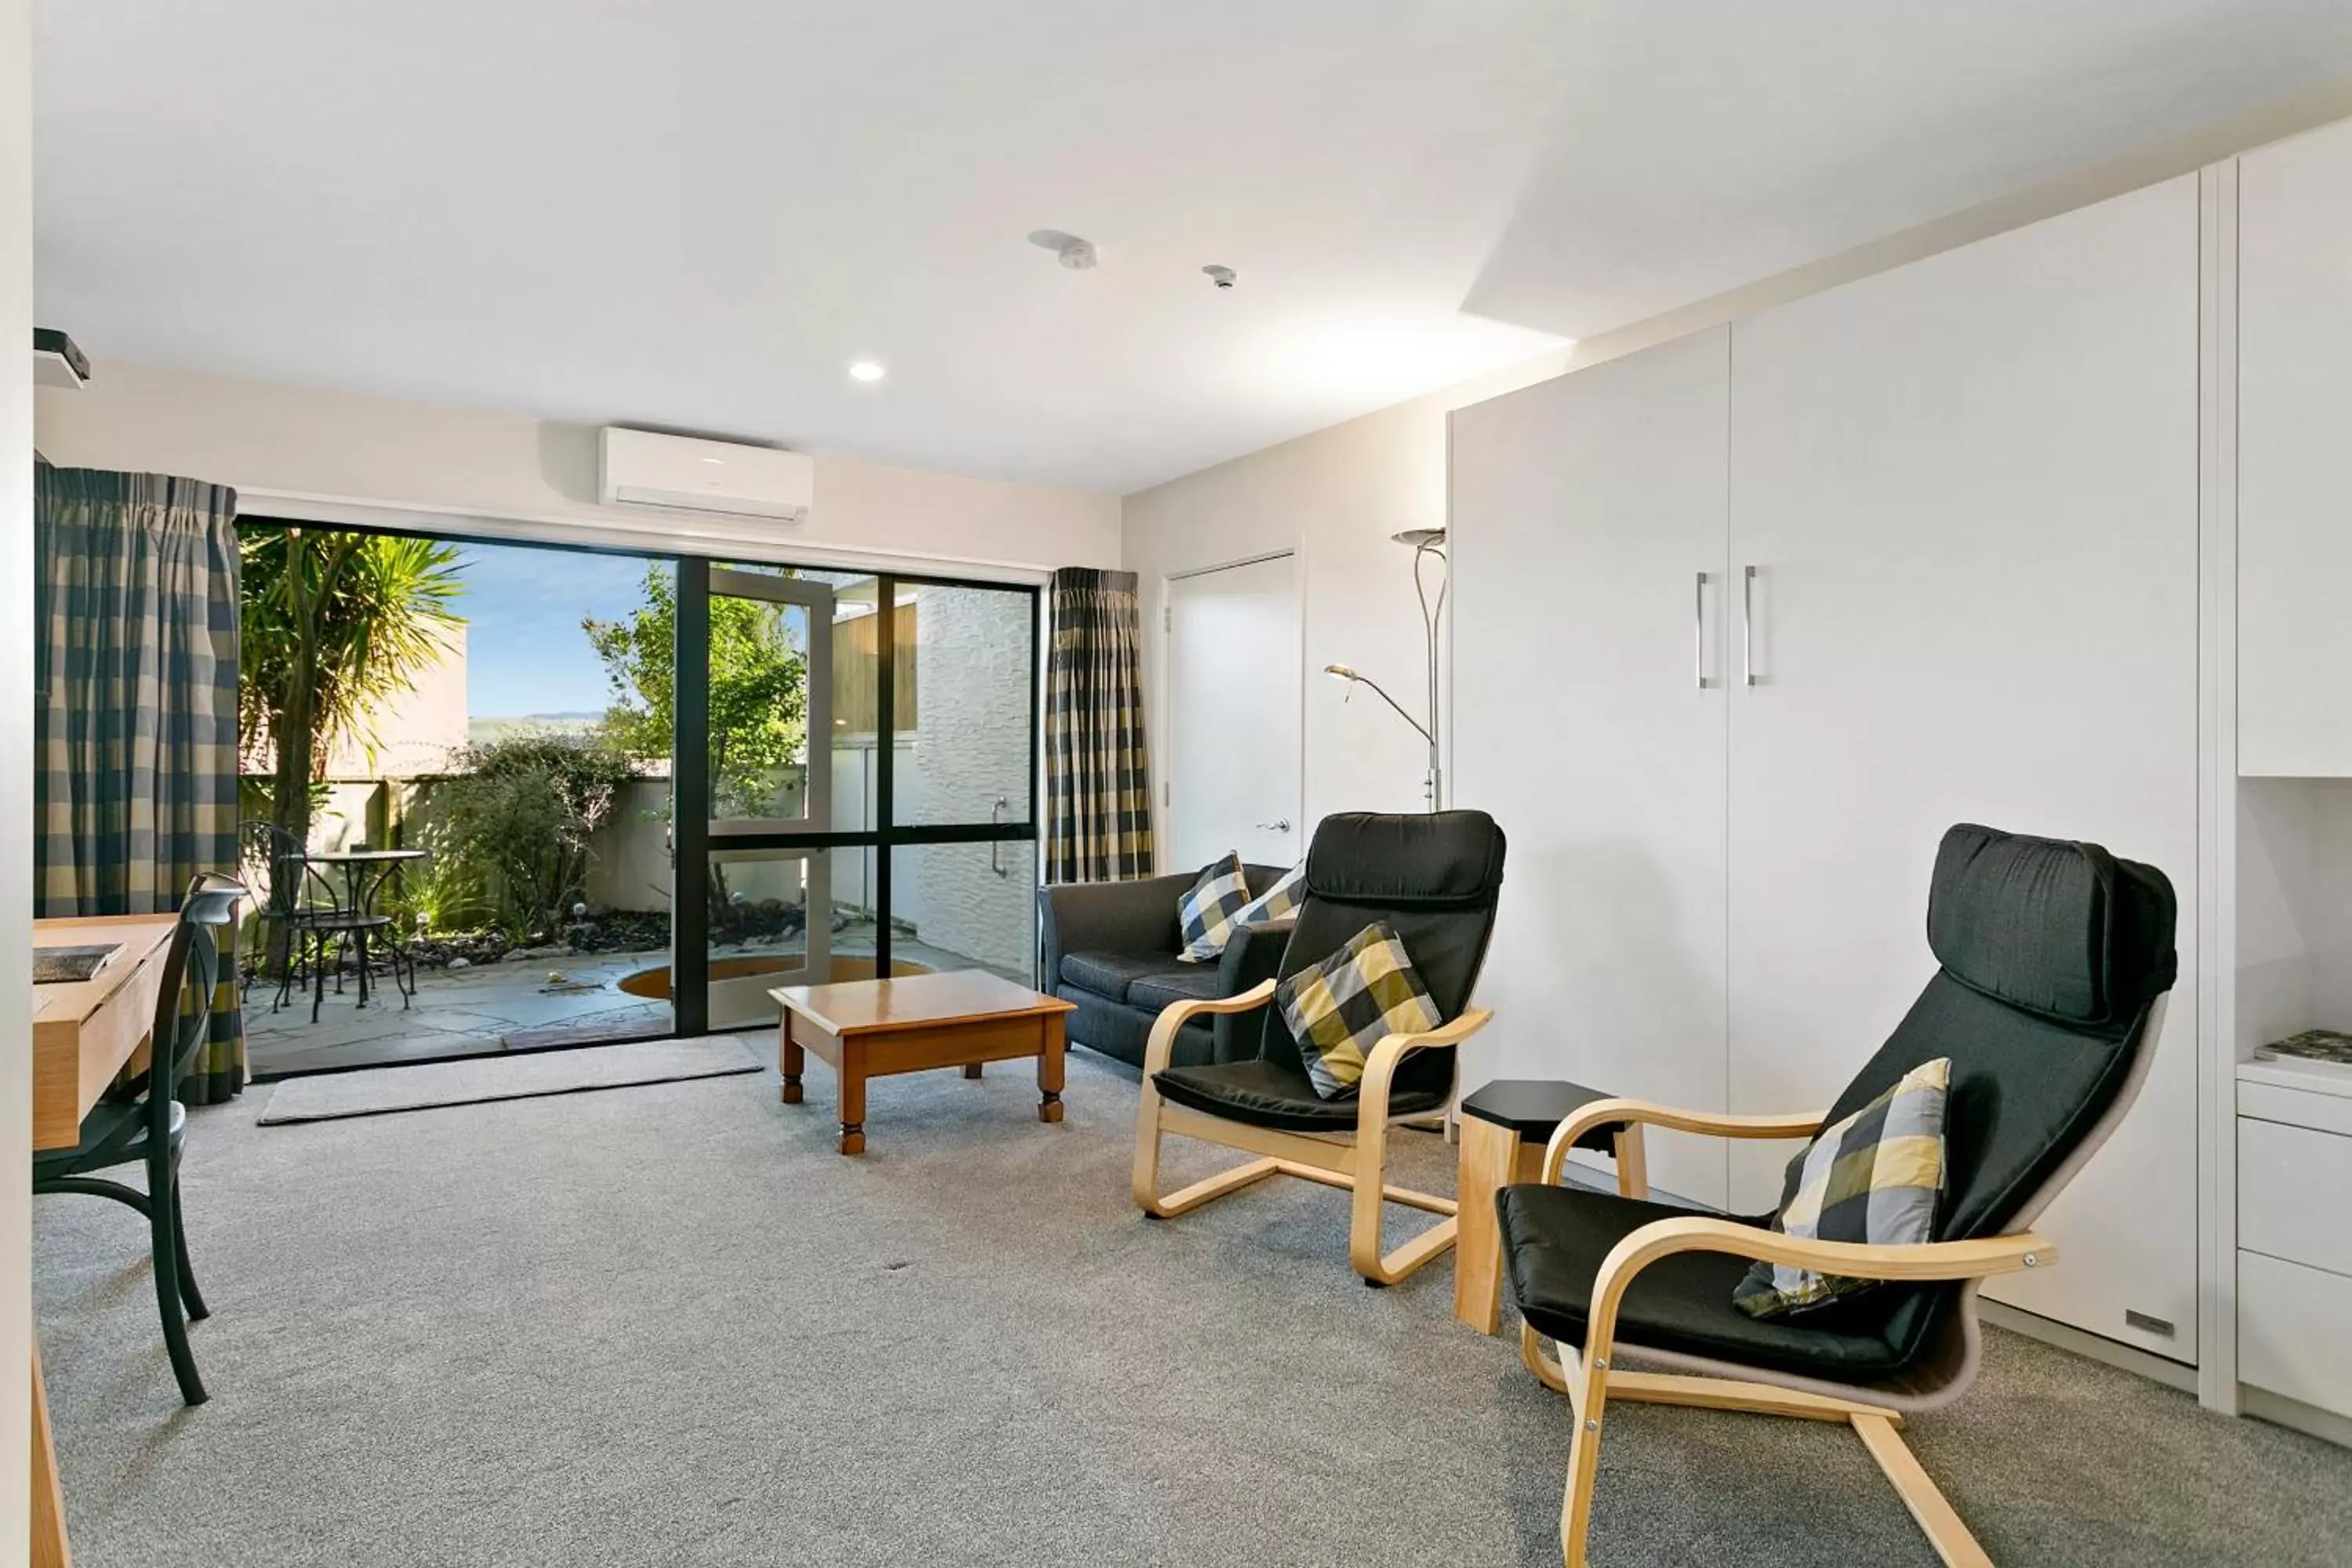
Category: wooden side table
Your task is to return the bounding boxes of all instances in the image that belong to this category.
[1452,1079,1646,1335]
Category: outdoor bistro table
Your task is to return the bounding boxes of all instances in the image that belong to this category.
[278,847,426,1011]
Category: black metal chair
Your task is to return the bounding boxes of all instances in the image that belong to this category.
[33,874,245,1407]
[1495,824,2179,1566]
[238,818,336,1013]
[1131,810,1506,1285]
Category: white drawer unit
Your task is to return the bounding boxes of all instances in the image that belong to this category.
[2238,1116,2352,1279]
[2239,1250,2352,1419]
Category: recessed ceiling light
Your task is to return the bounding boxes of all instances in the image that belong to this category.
[848,360,886,383]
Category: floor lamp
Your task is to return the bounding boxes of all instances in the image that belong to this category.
[1325,525,1448,812]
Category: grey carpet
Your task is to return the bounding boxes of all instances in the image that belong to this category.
[255,1035,760,1124]
[34,1051,2352,1567]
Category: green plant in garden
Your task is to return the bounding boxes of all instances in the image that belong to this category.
[239,524,466,956]
[411,735,638,939]
[583,566,808,815]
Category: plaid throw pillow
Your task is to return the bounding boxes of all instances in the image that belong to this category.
[1733,1057,1951,1319]
[1176,853,1252,963]
[1276,921,1443,1100]
[1228,862,1305,933]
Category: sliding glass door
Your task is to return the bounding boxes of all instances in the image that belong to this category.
[670,564,1040,1034]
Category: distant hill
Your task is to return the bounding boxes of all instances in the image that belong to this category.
[470,712,604,744]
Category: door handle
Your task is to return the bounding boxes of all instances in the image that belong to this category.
[1254,819,1293,833]
[1741,564,1757,688]
[989,798,1010,877]
[1694,571,1709,690]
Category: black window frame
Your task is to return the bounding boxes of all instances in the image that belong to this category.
[241,514,1045,1046]
[670,562,1043,1035]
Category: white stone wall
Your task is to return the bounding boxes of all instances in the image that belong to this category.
[898,586,1036,978]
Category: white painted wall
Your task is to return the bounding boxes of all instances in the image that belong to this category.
[2,0,32,1554]
[1121,354,1569,860]
[32,361,1121,576]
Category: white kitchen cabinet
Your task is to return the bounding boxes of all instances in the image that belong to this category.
[2240,117,2352,777]
[1451,176,2204,1360]
[1723,175,2202,1359]
[1450,327,1732,1207]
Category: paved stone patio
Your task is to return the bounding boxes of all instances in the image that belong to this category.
[245,933,1025,1077]
[245,949,677,1077]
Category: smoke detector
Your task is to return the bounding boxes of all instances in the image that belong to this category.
[1027,230,1098,270]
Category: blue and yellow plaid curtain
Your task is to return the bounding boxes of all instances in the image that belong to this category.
[34,466,247,1102]
[1044,567,1154,883]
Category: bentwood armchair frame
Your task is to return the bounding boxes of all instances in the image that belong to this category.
[1516,1094,2074,1568]
[1132,988,1492,1284]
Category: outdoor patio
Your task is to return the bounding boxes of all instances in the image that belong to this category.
[245,949,675,1076]
[244,926,1026,1077]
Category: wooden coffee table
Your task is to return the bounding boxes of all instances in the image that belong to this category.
[769,970,1076,1155]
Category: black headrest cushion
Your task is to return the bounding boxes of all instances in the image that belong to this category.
[1926,823,2177,1030]
[1303,811,1506,908]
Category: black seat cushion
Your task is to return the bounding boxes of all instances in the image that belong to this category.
[1127,964,1228,1014]
[1497,1183,1949,1381]
[1058,950,1171,1004]
[1829,826,2178,1249]
[1497,824,2178,1387]
[1926,822,2176,1032]
[1249,811,1506,1106]
[1153,1058,1449,1133]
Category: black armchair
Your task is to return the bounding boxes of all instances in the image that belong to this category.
[1496,824,2178,1566]
[1131,811,1505,1284]
[1039,861,1289,1069]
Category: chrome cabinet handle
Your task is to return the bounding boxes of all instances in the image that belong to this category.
[1694,572,1708,689]
[1254,819,1293,833]
[1742,564,1757,688]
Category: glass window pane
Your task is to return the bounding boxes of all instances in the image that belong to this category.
[895,582,1035,826]
[705,845,835,1029]
[821,573,884,838]
[706,588,815,826]
[888,840,1037,985]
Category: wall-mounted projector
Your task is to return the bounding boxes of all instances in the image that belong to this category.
[598,427,812,522]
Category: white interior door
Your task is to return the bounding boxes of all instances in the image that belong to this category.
[1726,176,2201,1359]
[1451,328,1733,1207]
[1167,554,1303,873]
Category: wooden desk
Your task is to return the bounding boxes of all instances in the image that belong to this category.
[771,970,1075,1155]
[29,912,178,1568]
[33,914,178,1151]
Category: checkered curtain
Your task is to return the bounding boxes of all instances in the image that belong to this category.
[1044,567,1154,882]
[34,466,248,1102]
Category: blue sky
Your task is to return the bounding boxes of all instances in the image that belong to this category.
[448,543,665,718]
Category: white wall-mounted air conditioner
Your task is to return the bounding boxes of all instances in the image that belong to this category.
[598,427,813,522]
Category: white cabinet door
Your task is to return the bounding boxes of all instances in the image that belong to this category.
[1452,328,1732,1207]
[2241,118,2352,777]
[1726,178,2201,1358]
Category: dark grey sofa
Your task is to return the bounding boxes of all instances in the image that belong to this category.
[1038,862,1289,1070]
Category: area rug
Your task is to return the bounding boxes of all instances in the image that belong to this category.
[256,1035,761,1125]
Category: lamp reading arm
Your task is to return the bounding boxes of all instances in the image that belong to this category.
[1323,663,1434,746]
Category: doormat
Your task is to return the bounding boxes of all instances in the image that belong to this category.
[258,1036,761,1126]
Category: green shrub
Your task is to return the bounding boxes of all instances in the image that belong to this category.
[411,735,637,940]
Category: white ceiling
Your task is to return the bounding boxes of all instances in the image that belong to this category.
[31,2,2352,495]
